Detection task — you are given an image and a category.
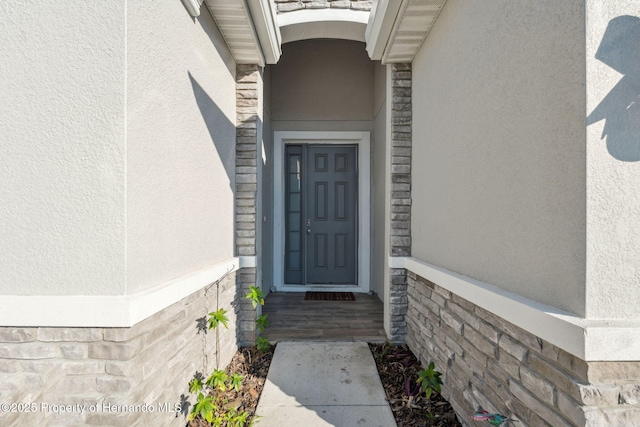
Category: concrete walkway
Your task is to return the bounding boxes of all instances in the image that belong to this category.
[255,342,397,427]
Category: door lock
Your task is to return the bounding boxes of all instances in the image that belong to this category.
[306,219,311,234]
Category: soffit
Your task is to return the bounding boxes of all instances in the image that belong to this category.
[190,0,446,66]
[383,0,446,62]
[205,0,266,65]
[367,0,447,64]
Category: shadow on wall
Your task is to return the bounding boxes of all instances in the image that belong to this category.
[587,15,640,161]
[188,71,236,187]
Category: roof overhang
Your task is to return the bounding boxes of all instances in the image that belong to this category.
[183,0,447,66]
[183,0,281,66]
[246,0,282,64]
[365,0,447,63]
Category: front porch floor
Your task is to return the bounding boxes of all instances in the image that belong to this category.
[262,292,387,342]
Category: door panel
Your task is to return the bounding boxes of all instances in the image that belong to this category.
[314,182,328,220]
[284,145,358,285]
[305,146,357,284]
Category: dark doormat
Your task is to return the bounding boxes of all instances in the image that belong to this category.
[304,292,356,301]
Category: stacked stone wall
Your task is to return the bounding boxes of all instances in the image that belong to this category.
[273,0,371,13]
[406,270,640,426]
[387,63,412,343]
[0,272,238,426]
[235,64,261,345]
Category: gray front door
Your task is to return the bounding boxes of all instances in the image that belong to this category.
[284,145,358,285]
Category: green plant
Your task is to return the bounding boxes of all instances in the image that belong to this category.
[255,314,269,333]
[244,286,271,354]
[186,269,260,426]
[189,376,204,394]
[256,336,270,352]
[189,369,253,426]
[189,393,216,423]
[224,407,249,427]
[206,369,229,391]
[208,308,229,330]
[416,362,443,399]
[244,286,265,309]
[229,373,244,392]
[425,411,437,426]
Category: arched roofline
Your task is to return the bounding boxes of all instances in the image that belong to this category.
[278,9,370,44]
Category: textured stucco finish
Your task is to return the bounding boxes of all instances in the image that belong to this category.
[1,1,236,299]
[126,1,236,294]
[585,0,640,319]
[411,0,587,315]
[270,39,373,121]
[0,2,126,295]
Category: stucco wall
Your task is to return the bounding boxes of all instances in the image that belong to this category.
[270,39,373,122]
[410,0,587,315]
[126,1,236,294]
[0,2,126,296]
[585,0,640,319]
[0,0,236,298]
[371,62,387,299]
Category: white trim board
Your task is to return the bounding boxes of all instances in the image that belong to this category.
[182,0,204,16]
[273,131,371,293]
[247,0,282,64]
[278,9,370,44]
[0,257,250,328]
[395,256,640,362]
[277,9,370,27]
[365,0,402,60]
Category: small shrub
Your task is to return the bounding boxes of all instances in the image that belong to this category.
[189,369,252,426]
[189,393,216,423]
[206,369,229,391]
[256,336,270,352]
[229,373,244,392]
[416,362,443,399]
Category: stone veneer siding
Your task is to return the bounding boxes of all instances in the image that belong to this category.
[0,272,238,427]
[406,270,640,427]
[273,0,371,13]
[235,64,261,345]
[388,64,412,343]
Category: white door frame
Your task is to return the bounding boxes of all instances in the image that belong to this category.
[273,131,371,293]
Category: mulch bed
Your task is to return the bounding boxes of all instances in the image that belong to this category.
[369,343,462,427]
[187,345,275,427]
[188,342,461,426]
